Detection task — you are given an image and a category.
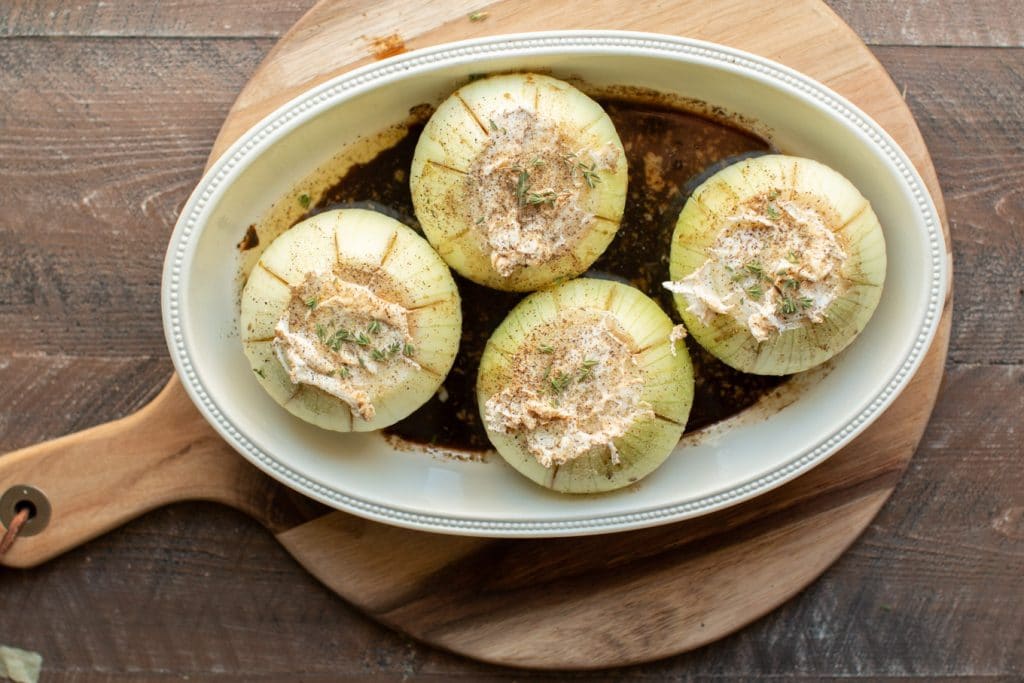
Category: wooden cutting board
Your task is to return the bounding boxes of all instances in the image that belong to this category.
[0,0,952,670]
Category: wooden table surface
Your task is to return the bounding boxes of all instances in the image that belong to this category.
[1,1,1021,680]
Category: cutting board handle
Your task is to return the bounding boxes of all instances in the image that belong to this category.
[0,375,265,568]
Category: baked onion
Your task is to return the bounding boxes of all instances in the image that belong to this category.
[477,278,693,493]
[410,73,628,291]
[240,208,461,431]
[664,154,886,375]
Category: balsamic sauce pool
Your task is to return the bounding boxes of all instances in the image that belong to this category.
[303,98,789,451]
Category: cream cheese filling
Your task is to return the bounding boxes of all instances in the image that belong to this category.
[273,274,418,421]
[664,198,849,342]
[467,108,619,276]
[483,312,653,468]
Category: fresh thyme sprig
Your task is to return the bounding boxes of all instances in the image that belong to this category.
[326,328,352,351]
[513,169,557,207]
[549,371,573,395]
[515,169,530,205]
[578,163,601,188]
[577,358,598,381]
[525,190,557,206]
[543,358,600,395]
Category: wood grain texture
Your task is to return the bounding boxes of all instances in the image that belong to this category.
[4,0,1024,47]
[0,0,1019,679]
[0,375,328,568]
[0,37,274,358]
[878,46,1024,366]
[2,367,1018,679]
[828,0,1024,47]
[0,0,314,37]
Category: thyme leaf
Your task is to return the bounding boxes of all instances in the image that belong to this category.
[525,190,557,206]
[778,297,798,316]
[579,163,601,188]
[515,170,530,205]
[549,371,573,395]
[578,359,599,381]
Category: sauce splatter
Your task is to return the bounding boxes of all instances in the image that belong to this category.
[367,34,405,60]
[237,224,259,251]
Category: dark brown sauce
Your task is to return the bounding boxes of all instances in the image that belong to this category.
[302,98,789,451]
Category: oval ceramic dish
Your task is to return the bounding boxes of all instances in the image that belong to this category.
[162,31,947,537]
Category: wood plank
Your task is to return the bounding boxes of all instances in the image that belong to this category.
[2,365,1017,679]
[2,1,1022,47]
[0,0,314,37]
[829,0,1024,47]
[0,355,170,450]
[874,47,1024,365]
[0,38,273,356]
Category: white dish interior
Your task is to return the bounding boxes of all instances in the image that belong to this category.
[162,32,946,536]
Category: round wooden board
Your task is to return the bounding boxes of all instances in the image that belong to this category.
[0,0,952,671]
[216,0,953,666]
